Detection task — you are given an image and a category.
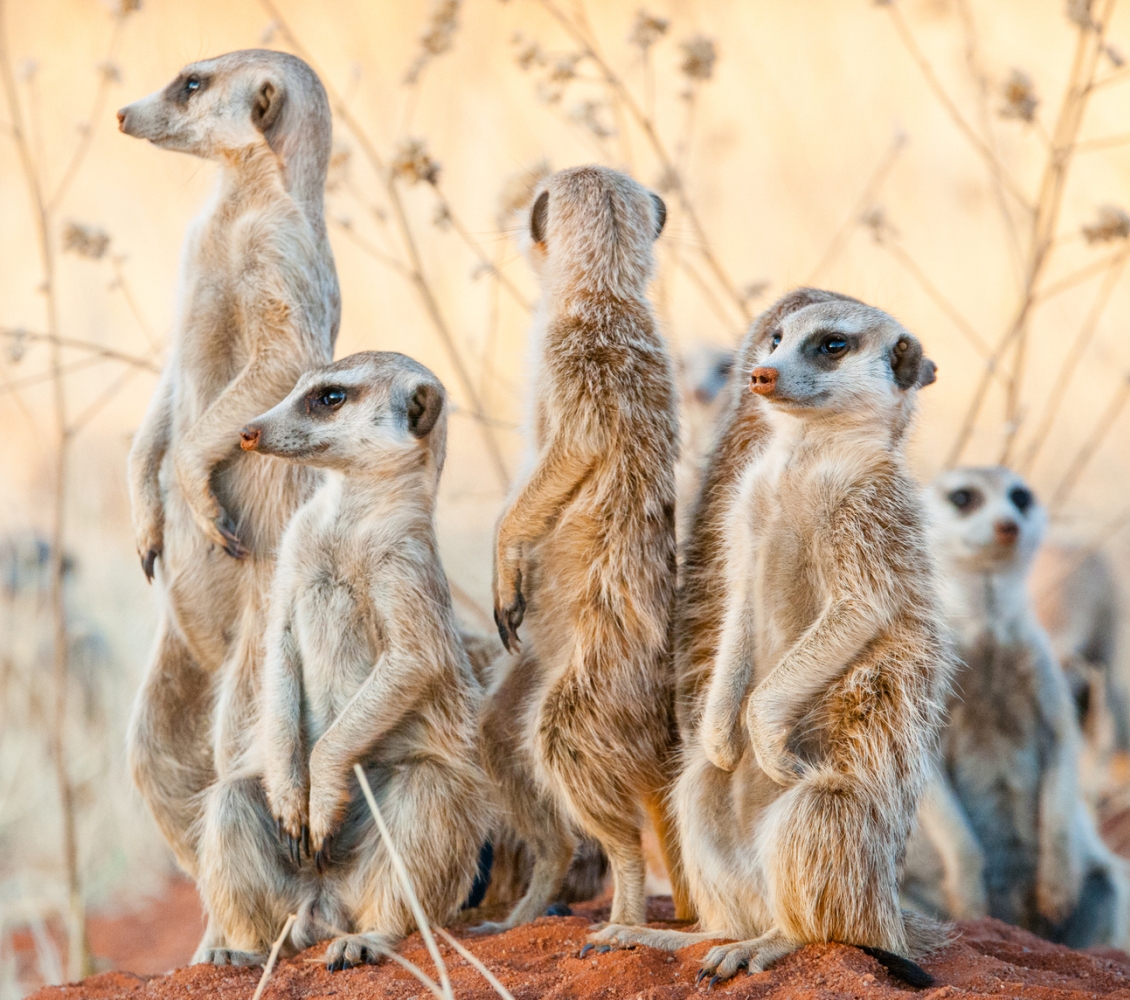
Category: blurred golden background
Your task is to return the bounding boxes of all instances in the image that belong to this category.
[3,0,1130,990]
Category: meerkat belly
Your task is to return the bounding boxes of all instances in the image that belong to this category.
[295,577,383,743]
[751,517,819,683]
[946,637,1048,923]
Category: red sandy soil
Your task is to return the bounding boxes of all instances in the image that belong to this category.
[26,894,1130,1000]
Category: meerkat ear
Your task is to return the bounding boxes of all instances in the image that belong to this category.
[530,190,549,244]
[891,335,936,390]
[651,193,667,238]
[251,80,284,135]
[406,382,444,439]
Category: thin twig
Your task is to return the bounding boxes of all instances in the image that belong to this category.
[251,913,297,1000]
[1034,245,1129,302]
[108,256,160,350]
[1019,247,1129,474]
[0,329,161,371]
[805,133,907,285]
[1049,373,1130,513]
[353,764,454,1000]
[1075,130,1130,152]
[883,1,1031,211]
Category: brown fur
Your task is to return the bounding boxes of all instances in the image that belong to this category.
[120,50,339,882]
[476,165,689,931]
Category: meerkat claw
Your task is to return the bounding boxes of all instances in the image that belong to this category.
[215,510,249,559]
[579,943,595,958]
[141,548,159,582]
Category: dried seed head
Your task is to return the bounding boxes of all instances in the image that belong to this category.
[860,206,896,243]
[5,328,28,364]
[405,0,461,85]
[1066,0,1097,29]
[391,139,441,186]
[432,203,453,231]
[512,33,545,71]
[1082,205,1130,243]
[98,61,122,84]
[999,69,1038,123]
[569,100,615,139]
[742,281,770,302]
[630,10,669,50]
[63,222,111,260]
[326,144,351,193]
[680,35,717,81]
[655,166,679,194]
[1105,44,1126,68]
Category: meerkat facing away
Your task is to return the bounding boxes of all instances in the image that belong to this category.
[119,50,339,877]
[477,164,690,931]
[188,352,491,967]
[592,292,951,985]
[674,289,852,740]
[903,467,1129,948]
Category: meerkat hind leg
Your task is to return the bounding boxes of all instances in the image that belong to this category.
[471,827,577,933]
[699,927,797,983]
[587,924,726,952]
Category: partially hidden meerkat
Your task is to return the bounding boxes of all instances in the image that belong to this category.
[902,467,1130,949]
[592,291,951,985]
[189,351,491,968]
[119,50,339,878]
[477,164,691,931]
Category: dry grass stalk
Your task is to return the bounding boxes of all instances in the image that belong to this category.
[432,927,516,1000]
[1049,372,1130,513]
[251,912,297,1000]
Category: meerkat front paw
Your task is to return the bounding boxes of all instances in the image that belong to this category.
[307,770,349,857]
[746,695,803,785]
[265,775,310,865]
[492,559,526,652]
[173,452,249,559]
[134,517,164,583]
[702,706,744,772]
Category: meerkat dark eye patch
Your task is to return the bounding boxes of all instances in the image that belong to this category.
[252,80,284,135]
[167,73,209,106]
[306,385,347,415]
[947,487,982,513]
[651,193,667,238]
[406,382,444,439]
[1009,486,1034,514]
[530,190,549,244]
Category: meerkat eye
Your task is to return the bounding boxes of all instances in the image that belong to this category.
[819,335,849,356]
[184,76,202,95]
[1009,486,1034,514]
[770,333,782,352]
[947,488,982,513]
[310,387,347,412]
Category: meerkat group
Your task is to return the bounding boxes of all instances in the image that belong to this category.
[120,47,1129,983]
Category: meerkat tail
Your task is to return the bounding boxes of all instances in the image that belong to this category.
[857,947,934,988]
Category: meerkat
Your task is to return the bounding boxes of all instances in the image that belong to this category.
[188,351,491,968]
[476,164,691,932]
[118,50,339,877]
[591,292,951,986]
[902,467,1130,948]
[674,344,735,531]
[674,289,848,740]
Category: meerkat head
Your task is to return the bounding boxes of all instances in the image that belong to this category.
[238,351,447,478]
[680,345,735,406]
[746,292,936,428]
[525,165,666,297]
[117,49,330,176]
[928,466,1045,575]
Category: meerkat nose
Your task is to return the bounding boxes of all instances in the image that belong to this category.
[239,427,261,451]
[116,109,127,130]
[749,367,778,395]
[994,519,1020,546]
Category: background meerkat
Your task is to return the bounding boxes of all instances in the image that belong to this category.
[188,351,490,968]
[476,164,690,932]
[674,289,853,740]
[593,292,950,986]
[903,467,1130,948]
[118,50,339,878]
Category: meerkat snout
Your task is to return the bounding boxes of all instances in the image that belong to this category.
[239,427,260,451]
[749,367,778,395]
[994,519,1020,546]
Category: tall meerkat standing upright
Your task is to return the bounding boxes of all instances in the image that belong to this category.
[675,289,848,738]
[187,352,490,968]
[118,50,339,875]
[593,292,950,984]
[478,164,690,930]
[903,467,1129,948]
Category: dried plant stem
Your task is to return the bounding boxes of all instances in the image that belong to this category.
[352,763,454,1000]
[1049,373,1130,513]
[1075,130,1130,151]
[0,0,88,979]
[0,329,161,372]
[251,912,297,1000]
[108,256,160,351]
[1034,246,1129,303]
[433,927,516,1000]
[535,0,751,326]
[884,2,1030,211]
[260,0,510,490]
[1019,246,1130,475]
[806,133,906,285]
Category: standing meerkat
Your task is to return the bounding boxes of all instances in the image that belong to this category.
[675,289,848,739]
[592,292,950,985]
[118,50,339,876]
[903,467,1129,948]
[191,352,491,968]
[477,164,690,931]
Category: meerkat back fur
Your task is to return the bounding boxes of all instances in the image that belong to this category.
[593,291,951,985]
[119,50,339,878]
[478,164,690,931]
[189,352,490,967]
[903,467,1129,948]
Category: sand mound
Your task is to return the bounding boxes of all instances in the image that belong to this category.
[27,896,1130,1000]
